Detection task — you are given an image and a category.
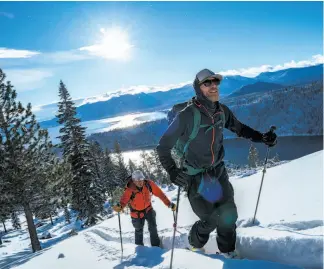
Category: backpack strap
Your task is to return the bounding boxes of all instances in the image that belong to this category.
[182,104,201,157]
[219,104,226,128]
[129,180,152,202]
[145,180,153,194]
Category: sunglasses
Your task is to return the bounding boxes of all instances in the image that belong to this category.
[133,177,145,181]
[202,79,220,87]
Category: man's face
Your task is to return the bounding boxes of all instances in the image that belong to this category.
[199,78,220,102]
[133,179,145,187]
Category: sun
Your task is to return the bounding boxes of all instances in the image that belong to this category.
[80,27,133,60]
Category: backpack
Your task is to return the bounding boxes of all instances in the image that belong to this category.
[167,99,226,170]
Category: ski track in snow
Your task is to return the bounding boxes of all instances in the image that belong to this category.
[83,219,322,269]
[80,223,307,269]
[1,151,323,269]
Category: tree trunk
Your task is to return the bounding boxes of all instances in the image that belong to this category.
[0,235,2,245]
[49,214,53,225]
[2,221,7,233]
[23,203,41,252]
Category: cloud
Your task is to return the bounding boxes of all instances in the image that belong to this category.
[220,54,324,77]
[0,48,40,59]
[0,12,14,19]
[0,47,92,66]
[4,68,53,91]
[35,50,92,64]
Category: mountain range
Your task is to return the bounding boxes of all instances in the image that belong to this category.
[38,64,323,129]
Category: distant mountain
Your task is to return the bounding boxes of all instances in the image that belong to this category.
[39,64,323,129]
[229,82,284,98]
[217,75,256,95]
[255,64,323,85]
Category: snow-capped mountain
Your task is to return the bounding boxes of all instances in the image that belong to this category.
[255,64,323,85]
[37,64,323,129]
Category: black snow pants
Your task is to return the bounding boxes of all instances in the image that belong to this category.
[131,208,160,247]
[187,164,238,253]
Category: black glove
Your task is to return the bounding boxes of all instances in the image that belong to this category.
[168,167,189,188]
[262,130,277,147]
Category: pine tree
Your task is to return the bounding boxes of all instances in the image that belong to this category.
[102,148,118,197]
[128,159,137,174]
[56,81,105,224]
[113,141,129,186]
[149,149,169,185]
[11,211,21,230]
[248,144,259,168]
[89,141,108,197]
[43,157,73,224]
[0,200,11,233]
[140,151,154,179]
[0,69,56,252]
[64,206,71,224]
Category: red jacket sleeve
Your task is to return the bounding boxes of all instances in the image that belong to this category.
[148,180,171,207]
[120,188,133,208]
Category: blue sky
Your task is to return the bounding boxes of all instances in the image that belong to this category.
[0,1,323,107]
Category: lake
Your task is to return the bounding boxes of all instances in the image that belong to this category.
[121,135,323,166]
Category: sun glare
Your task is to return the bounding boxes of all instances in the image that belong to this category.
[80,27,133,60]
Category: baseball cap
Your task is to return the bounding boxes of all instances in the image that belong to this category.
[132,170,145,181]
[196,69,223,84]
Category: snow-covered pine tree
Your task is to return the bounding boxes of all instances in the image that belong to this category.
[149,149,169,185]
[0,128,11,234]
[89,141,104,180]
[0,69,56,252]
[128,159,137,174]
[56,81,105,224]
[140,151,154,179]
[0,199,11,233]
[0,173,11,234]
[248,144,259,168]
[0,214,8,233]
[11,211,21,230]
[45,157,73,224]
[89,141,107,197]
[32,158,66,225]
[102,148,118,197]
[64,206,71,224]
[113,141,129,186]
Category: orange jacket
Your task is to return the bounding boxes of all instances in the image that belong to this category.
[120,179,171,218]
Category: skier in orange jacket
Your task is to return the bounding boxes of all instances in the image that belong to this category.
[113,170,176,247]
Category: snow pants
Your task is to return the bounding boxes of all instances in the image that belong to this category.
[131,208,160,247]
[187,164,238,253]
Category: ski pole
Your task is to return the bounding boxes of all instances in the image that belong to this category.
[252,126,276,224]
[170,157,185,269]
[170,186,181,269]
[117,211,123,255]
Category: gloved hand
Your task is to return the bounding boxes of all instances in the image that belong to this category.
[169,168,189,188]
[262,130,277,147]
[113,204,123,213]
[169,202,177,211]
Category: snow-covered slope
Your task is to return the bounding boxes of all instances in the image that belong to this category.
[1,151,323,269]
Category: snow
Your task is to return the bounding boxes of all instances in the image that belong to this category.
[1,150,323,269]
